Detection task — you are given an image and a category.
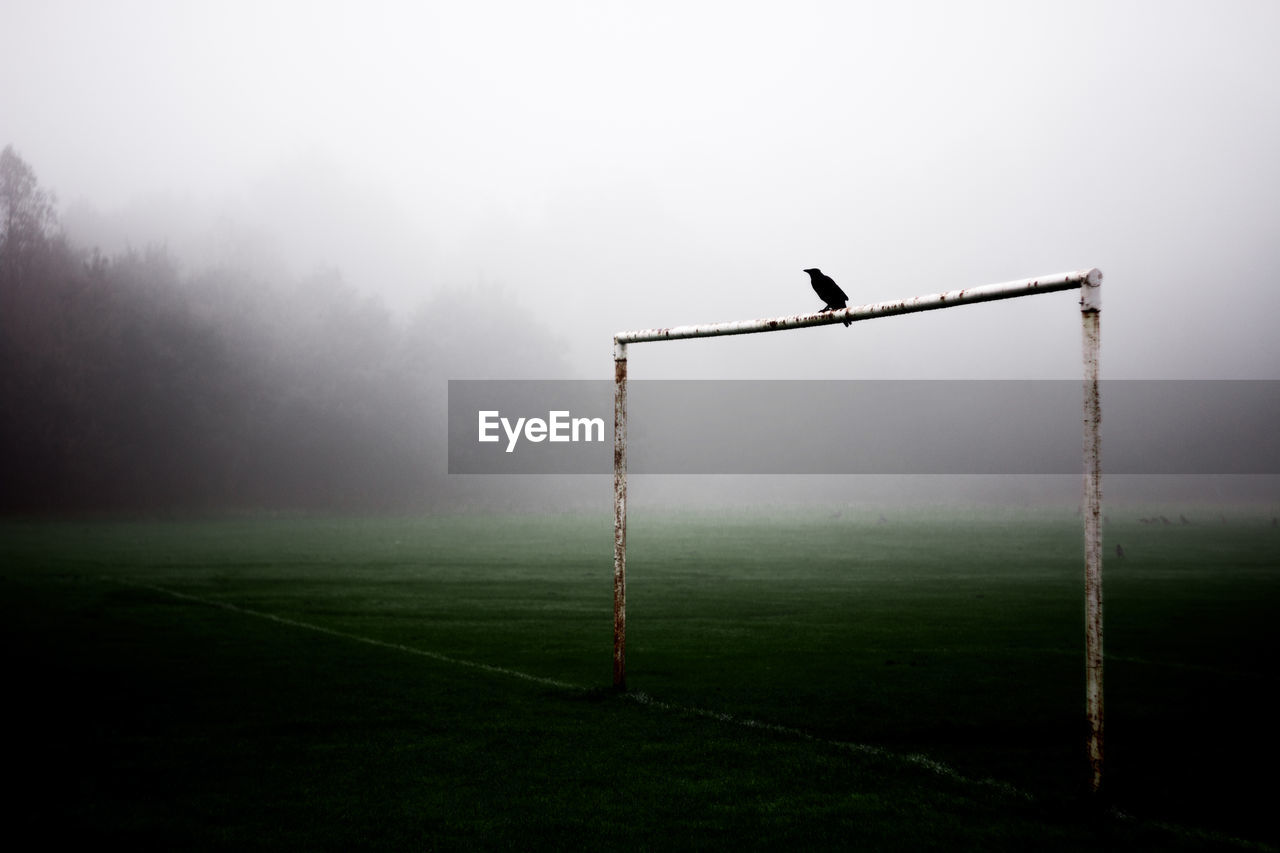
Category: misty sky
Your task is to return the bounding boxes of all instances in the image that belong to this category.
[5,0,1279,382]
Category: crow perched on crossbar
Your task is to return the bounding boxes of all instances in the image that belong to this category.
[804,268,851,326]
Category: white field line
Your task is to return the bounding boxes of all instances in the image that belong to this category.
[108,577,577,691]
[621,690,1030,800]
[107,576,1014,795]
[105,576,1276,851]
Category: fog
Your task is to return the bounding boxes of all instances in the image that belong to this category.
[4,1,1279,513]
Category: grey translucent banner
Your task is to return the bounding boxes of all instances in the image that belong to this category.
[447,380,1280,475]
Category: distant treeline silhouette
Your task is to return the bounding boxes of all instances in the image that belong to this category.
[1,145,566,514]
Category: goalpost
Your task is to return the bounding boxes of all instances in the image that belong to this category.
[611,268,1105,793]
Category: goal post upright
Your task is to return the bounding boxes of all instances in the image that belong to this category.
[1081,272,1104,794]
[611,267,1104,789]
[613,339,628,692]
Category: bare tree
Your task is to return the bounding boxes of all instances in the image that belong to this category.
[0,145,58,260]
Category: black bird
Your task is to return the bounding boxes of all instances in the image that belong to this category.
[804,268,851,326]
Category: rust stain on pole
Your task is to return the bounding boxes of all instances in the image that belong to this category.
[1081,270,1103,793]
[613,344,628,691]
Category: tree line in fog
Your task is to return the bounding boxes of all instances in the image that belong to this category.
[1,146,568,514]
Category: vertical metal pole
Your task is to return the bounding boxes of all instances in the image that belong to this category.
[1080,270,1103,793]
[613,340,628,690]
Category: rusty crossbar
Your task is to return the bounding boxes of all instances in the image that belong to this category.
[613,269,1100,353]
[611,268,1104,793]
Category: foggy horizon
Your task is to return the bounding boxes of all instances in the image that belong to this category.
[7,2,1280,380]
[5,2,1280,513]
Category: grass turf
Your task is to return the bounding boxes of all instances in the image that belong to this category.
[2,508,1276,849]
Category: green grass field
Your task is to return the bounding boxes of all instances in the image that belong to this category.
[2,508,1276,850]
